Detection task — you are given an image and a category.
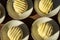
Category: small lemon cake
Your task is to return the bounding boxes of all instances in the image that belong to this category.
[7,26,23,40]
[39,0,53,14]
[37,22,53,39]
[13,0,28,14]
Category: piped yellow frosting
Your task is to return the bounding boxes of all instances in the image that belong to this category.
[7,26,23,40]
[39,0,53,14]
[13,0,28,14]
[37,22,53,39]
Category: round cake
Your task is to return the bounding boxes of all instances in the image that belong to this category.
[7,26,23,40]
[39,0,53,14]
[13,0,28,14]
[37,22,53,39]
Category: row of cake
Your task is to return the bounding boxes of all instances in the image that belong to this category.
[0,0,60,40]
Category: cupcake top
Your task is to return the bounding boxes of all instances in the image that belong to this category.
[13,0,28,14]
[7,26,23,40]
[39,0,53,14]
[37,22,53,39]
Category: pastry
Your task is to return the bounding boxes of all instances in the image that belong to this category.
[7,26,23,40]
[39,0,53,14]
[13,0,28,14]
[37,22,53,39]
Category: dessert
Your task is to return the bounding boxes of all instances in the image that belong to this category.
[39,0,53,14]
[37,22,53,39]
[7,26,23,40]
[13,0,28,14]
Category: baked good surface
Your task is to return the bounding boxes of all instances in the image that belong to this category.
[7,26,23,40]
[37,22,53,39]
[13,0,28,14]
[39,0,53,14]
